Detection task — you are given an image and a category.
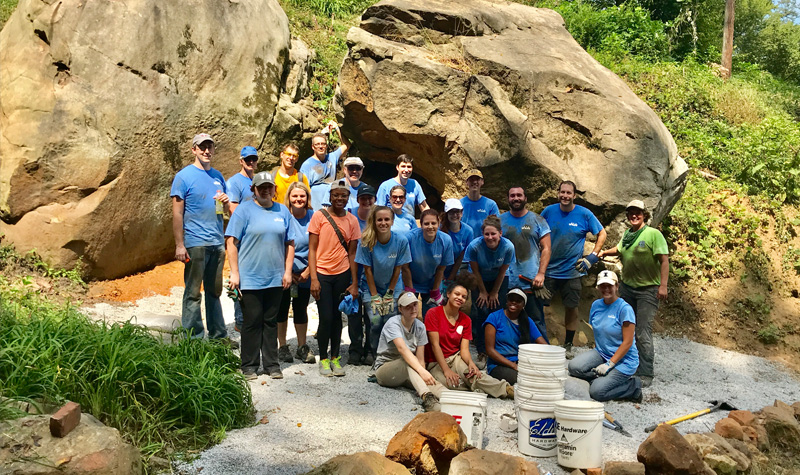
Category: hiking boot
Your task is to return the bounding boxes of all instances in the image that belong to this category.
[505,384,515,399]
[240,369,258,381]
[269,369,284,380]
[278,345,294,363]
[331,356,346,377]
[296,344,316,364]
[319,359,333,377]
[363,353,375,367]
[422,393,440,412]
[475,353,487,370]
[563,342,575,360]
[348,352,361,366]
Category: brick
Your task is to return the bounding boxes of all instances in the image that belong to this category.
[50,401,81,438]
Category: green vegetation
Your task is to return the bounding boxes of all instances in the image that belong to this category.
[0,242,255,462]
[0,0,15,30]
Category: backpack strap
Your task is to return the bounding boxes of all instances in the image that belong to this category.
[320,209,349,252]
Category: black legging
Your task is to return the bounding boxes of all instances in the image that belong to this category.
[277,286,311,324]
[240,287,283,373]
[489,365,519,386]
[316,271,351,360]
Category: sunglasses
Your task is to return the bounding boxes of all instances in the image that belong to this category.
[346,166,363,171]
[282,151,299,158]
[391,195,406,201]
[243,156,258,163]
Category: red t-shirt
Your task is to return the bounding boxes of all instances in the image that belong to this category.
[424,306,472,363]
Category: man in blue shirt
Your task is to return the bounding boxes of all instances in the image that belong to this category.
[299,121,351,211]
[171,133,231,342]
[376,154,429,216]
[226,146,259,332]
[460,169,499,239]
[541,180,607,356]
[342,156,370,212]
[500,186,552,339]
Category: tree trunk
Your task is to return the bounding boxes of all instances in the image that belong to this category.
[721,0,735,80]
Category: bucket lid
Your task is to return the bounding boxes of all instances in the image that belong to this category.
[554,399,605,417]
[518,344,566,356]
[440,390,488,404]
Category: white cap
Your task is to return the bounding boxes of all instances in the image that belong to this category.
[444,198,463,213]
[506,288,528,305]
[397,292,418,307]
[596,270,619,287]
[626,200,646,211]
[343,157,364,167]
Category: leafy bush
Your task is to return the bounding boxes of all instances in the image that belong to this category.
[757,323,783,344]
[282,0,373,18]
[0,297,255,458]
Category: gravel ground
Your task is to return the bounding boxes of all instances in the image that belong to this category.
[83,290,800,475]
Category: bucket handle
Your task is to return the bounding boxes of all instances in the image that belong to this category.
[557,413,604,445]
[519,368,568,381]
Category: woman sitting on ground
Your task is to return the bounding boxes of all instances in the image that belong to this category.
[424,273,514,399]
[374,291,446,412]
[484,288,548,386]
[568,270,642,402]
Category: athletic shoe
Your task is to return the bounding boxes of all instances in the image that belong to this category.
[348,352,361,366]
[422,393,440,412]
[475,353,488,370]
[331,356,346,377]
[296,344,316,364]
[319,359,333,377]
[278,345,294,363]
[269,369,284,380]
[563,342,575,360]
[363,354,375,367]
[240,369,258,381]
[234,324,241,333]
[505,384,515,399]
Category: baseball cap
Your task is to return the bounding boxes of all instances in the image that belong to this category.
[397,291,418,307]
[192,133,214,147]
[329,179,350,194]
[240,146,258,158]
[507,288,528,305]
[596,270,619,287]
[343,157,364,168]
[252,171,275,187]
[626,200,646,211]
[357,184,377,199]
[444,198,463,213]
[467,169,483,179]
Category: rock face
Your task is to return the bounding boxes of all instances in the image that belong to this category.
[0,413,141,474]
[335,0,687,226]
[385,412,468,475]
[0,0,316,279]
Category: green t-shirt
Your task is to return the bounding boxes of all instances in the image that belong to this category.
[616,226,669,288]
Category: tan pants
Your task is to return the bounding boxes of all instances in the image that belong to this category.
[376,358,445,398]
[427,352,509,398]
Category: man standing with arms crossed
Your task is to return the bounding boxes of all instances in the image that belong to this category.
[300,121,351,212]
[541,181,606,357]
[171,133,231,342]
[461,170,499,239]
[500,186,552,339]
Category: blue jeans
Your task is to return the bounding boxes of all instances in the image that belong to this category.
[234,300,243,328]
[568,350,641,401]
[363,292,398,357]
[620,283,659,378]
[524,293,549,343]
[471,276,508,353]
[182,245,227,339]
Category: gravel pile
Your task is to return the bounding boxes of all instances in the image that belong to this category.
[83,290,800,475]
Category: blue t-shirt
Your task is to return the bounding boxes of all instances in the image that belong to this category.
[406,229,455,293]
[464,237,515,282]
[355,233,412,295]
[376,178,426,216]
[289,211,312,289]
[170,165,227,248]
[225,201,296,290]
[589,297,639,376]
[226,172,253,204]
[541,204,603,279]
[444,223,474,277]
[500,211,551,288]
[460,195,499,239]
[300,148,344,212]
[390,210,418,239]
[346,181,370,213]
[483,309,543,373]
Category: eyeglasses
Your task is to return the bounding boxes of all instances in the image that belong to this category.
[346,166,363,171]
[282,151,299,158]
[312,143,327,148]
[391,195,406,201]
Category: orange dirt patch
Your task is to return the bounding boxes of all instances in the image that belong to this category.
[87,261,185,303]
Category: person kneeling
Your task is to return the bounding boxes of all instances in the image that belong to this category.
[568,270,642,402]
[484,288,548,386]
[374,291,446,412]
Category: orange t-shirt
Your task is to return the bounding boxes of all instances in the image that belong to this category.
[308,209,361,275]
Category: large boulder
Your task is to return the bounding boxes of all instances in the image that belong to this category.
[385,412,468,475]
[637,424,706,474]
[0,413,141,474]
[335,0,687,226]
[0,0,316,278]
[448,448,539,474]
[304,451,411,475]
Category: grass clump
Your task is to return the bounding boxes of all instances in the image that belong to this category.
[0,296,255,459]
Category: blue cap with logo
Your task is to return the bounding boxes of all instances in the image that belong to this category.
[240,146,258,158]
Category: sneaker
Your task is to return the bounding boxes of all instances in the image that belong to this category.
[505,384,515,399]
[422,393,440,412]
[641,376,653,388]
[631,388,643,403]
[563,342,575,360]
[319,359,333,377]
[363,354,375,367]
[278,345,294,363]
[269,369,284,380]
[348,352,361,366]
[296,344,316,364]
[331,356,346,377]
[234,324,241,333]
[240,369,258,381]
[475,353,488,370]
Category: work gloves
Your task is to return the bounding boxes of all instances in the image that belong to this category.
[593,360,615,376]
[426,289,444,307]
[534,287,552,300]
[370,295,383,323]
[381,290,395,316]
[575,253,600,273]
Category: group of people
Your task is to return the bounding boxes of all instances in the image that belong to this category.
[171,127,670,410]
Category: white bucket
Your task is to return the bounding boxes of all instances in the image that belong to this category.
[515,385,565,403]
[518,344,567,369]
[517,371,568,391]
[439,390,488,449]
[554,400,605,469]
[516,398,559,457]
